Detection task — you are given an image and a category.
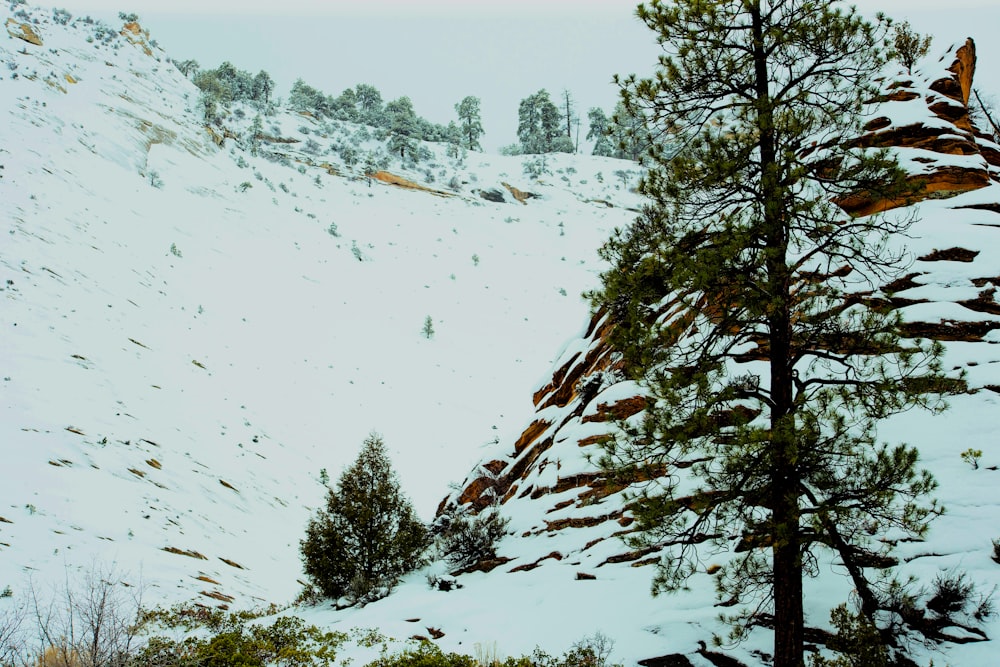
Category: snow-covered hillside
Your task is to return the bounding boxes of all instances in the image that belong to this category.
[0,4,642,608]
[315,37,1000,667]
[6,4,1000,667]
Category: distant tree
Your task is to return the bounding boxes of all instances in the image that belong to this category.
[214,61,253,101]
[561,89,579,152]
[289,78,324,115]
[386,96,419,161]
[422,316,435,339]
[355,84,385,125]
[251,70,274,107]
[445,121,463,159]
[890,20,932,75]
[608,100,650,161]
[332,87,359,121]
[517,89,564,154]
[173,58,199,79]
[300,434,428,600]
[587,107,615,157]
[455,96,484,151]
[193,70,233,105]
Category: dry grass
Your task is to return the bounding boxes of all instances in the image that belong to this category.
[162,546,208,560]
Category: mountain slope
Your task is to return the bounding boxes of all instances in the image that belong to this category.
[321,39,1000,667]
[0,4,641,608]
[5,5,1000,667]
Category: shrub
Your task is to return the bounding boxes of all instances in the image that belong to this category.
[135,615,346,667]
[367,642,477,667]
[961,448,982,469]
[809,604,887,667]
[438,507,509,568]
[927,570,975,616]
[300,434,428,601]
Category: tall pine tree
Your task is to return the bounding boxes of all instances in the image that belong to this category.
[592,2,957,665]
[455,96,485,151]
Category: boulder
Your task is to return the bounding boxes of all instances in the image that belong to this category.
[5,18,42,46]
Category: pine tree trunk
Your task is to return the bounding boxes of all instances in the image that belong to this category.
[750,2,804,665]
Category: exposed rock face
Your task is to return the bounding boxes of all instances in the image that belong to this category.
[120,21,153,57]
[442,39,1000,573]
[502,182,538,204]
[372,171,454,197]
[5,18,42,46]
[841,38,996,216]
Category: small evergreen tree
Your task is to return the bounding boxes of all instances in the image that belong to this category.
[300,434,428,601]
[586,107,615,157]
[890,20,932,75]
[455,96,484,151]
[248,114,263,157]
[422,316,435,340]
[355,84,385,126]
[386,96,419,161]
[251,70,274,108]
[517,89,564,154]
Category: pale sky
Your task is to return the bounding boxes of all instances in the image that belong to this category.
[37,0,1000,152]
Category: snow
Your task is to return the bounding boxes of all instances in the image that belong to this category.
[0,3,640,607]
[4,5,1000,667]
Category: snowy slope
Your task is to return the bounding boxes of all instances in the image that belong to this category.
[5,5,1000,667]
[0,4,643,608]
[315,41,1000,667]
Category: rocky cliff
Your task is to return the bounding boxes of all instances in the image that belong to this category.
[443,39,1000,576]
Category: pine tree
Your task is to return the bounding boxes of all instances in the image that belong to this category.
[591,2,957,665]
[386,97,419,161]
[248,114,263,157]
[586,107,615,157]
[300,434,428,601]
[517,89,564,154]
[355,84,385,126]
[890,20,932,75]
[251,70,274,108]
[455,96,484,151]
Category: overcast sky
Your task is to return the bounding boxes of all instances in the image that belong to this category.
[38,0,1000,152]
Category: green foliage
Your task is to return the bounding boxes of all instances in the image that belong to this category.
[367,642,478,667]
[591,1,955,664]
[194,62,272,111]
[386,97,420,161]
[455,96,484,151]
[517,89,566,154]
[961,448,982,469]
[436,507,510,568]
[422,316,435,340]
[607,101,651,162]
[136,615,347,667]
[889,20,932,74]
[367,634,619,667]
[586,107,615,157]
[300,434,428,601]
[523,154,550,179]
[810,604,887,667]
[927,570,975,617]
